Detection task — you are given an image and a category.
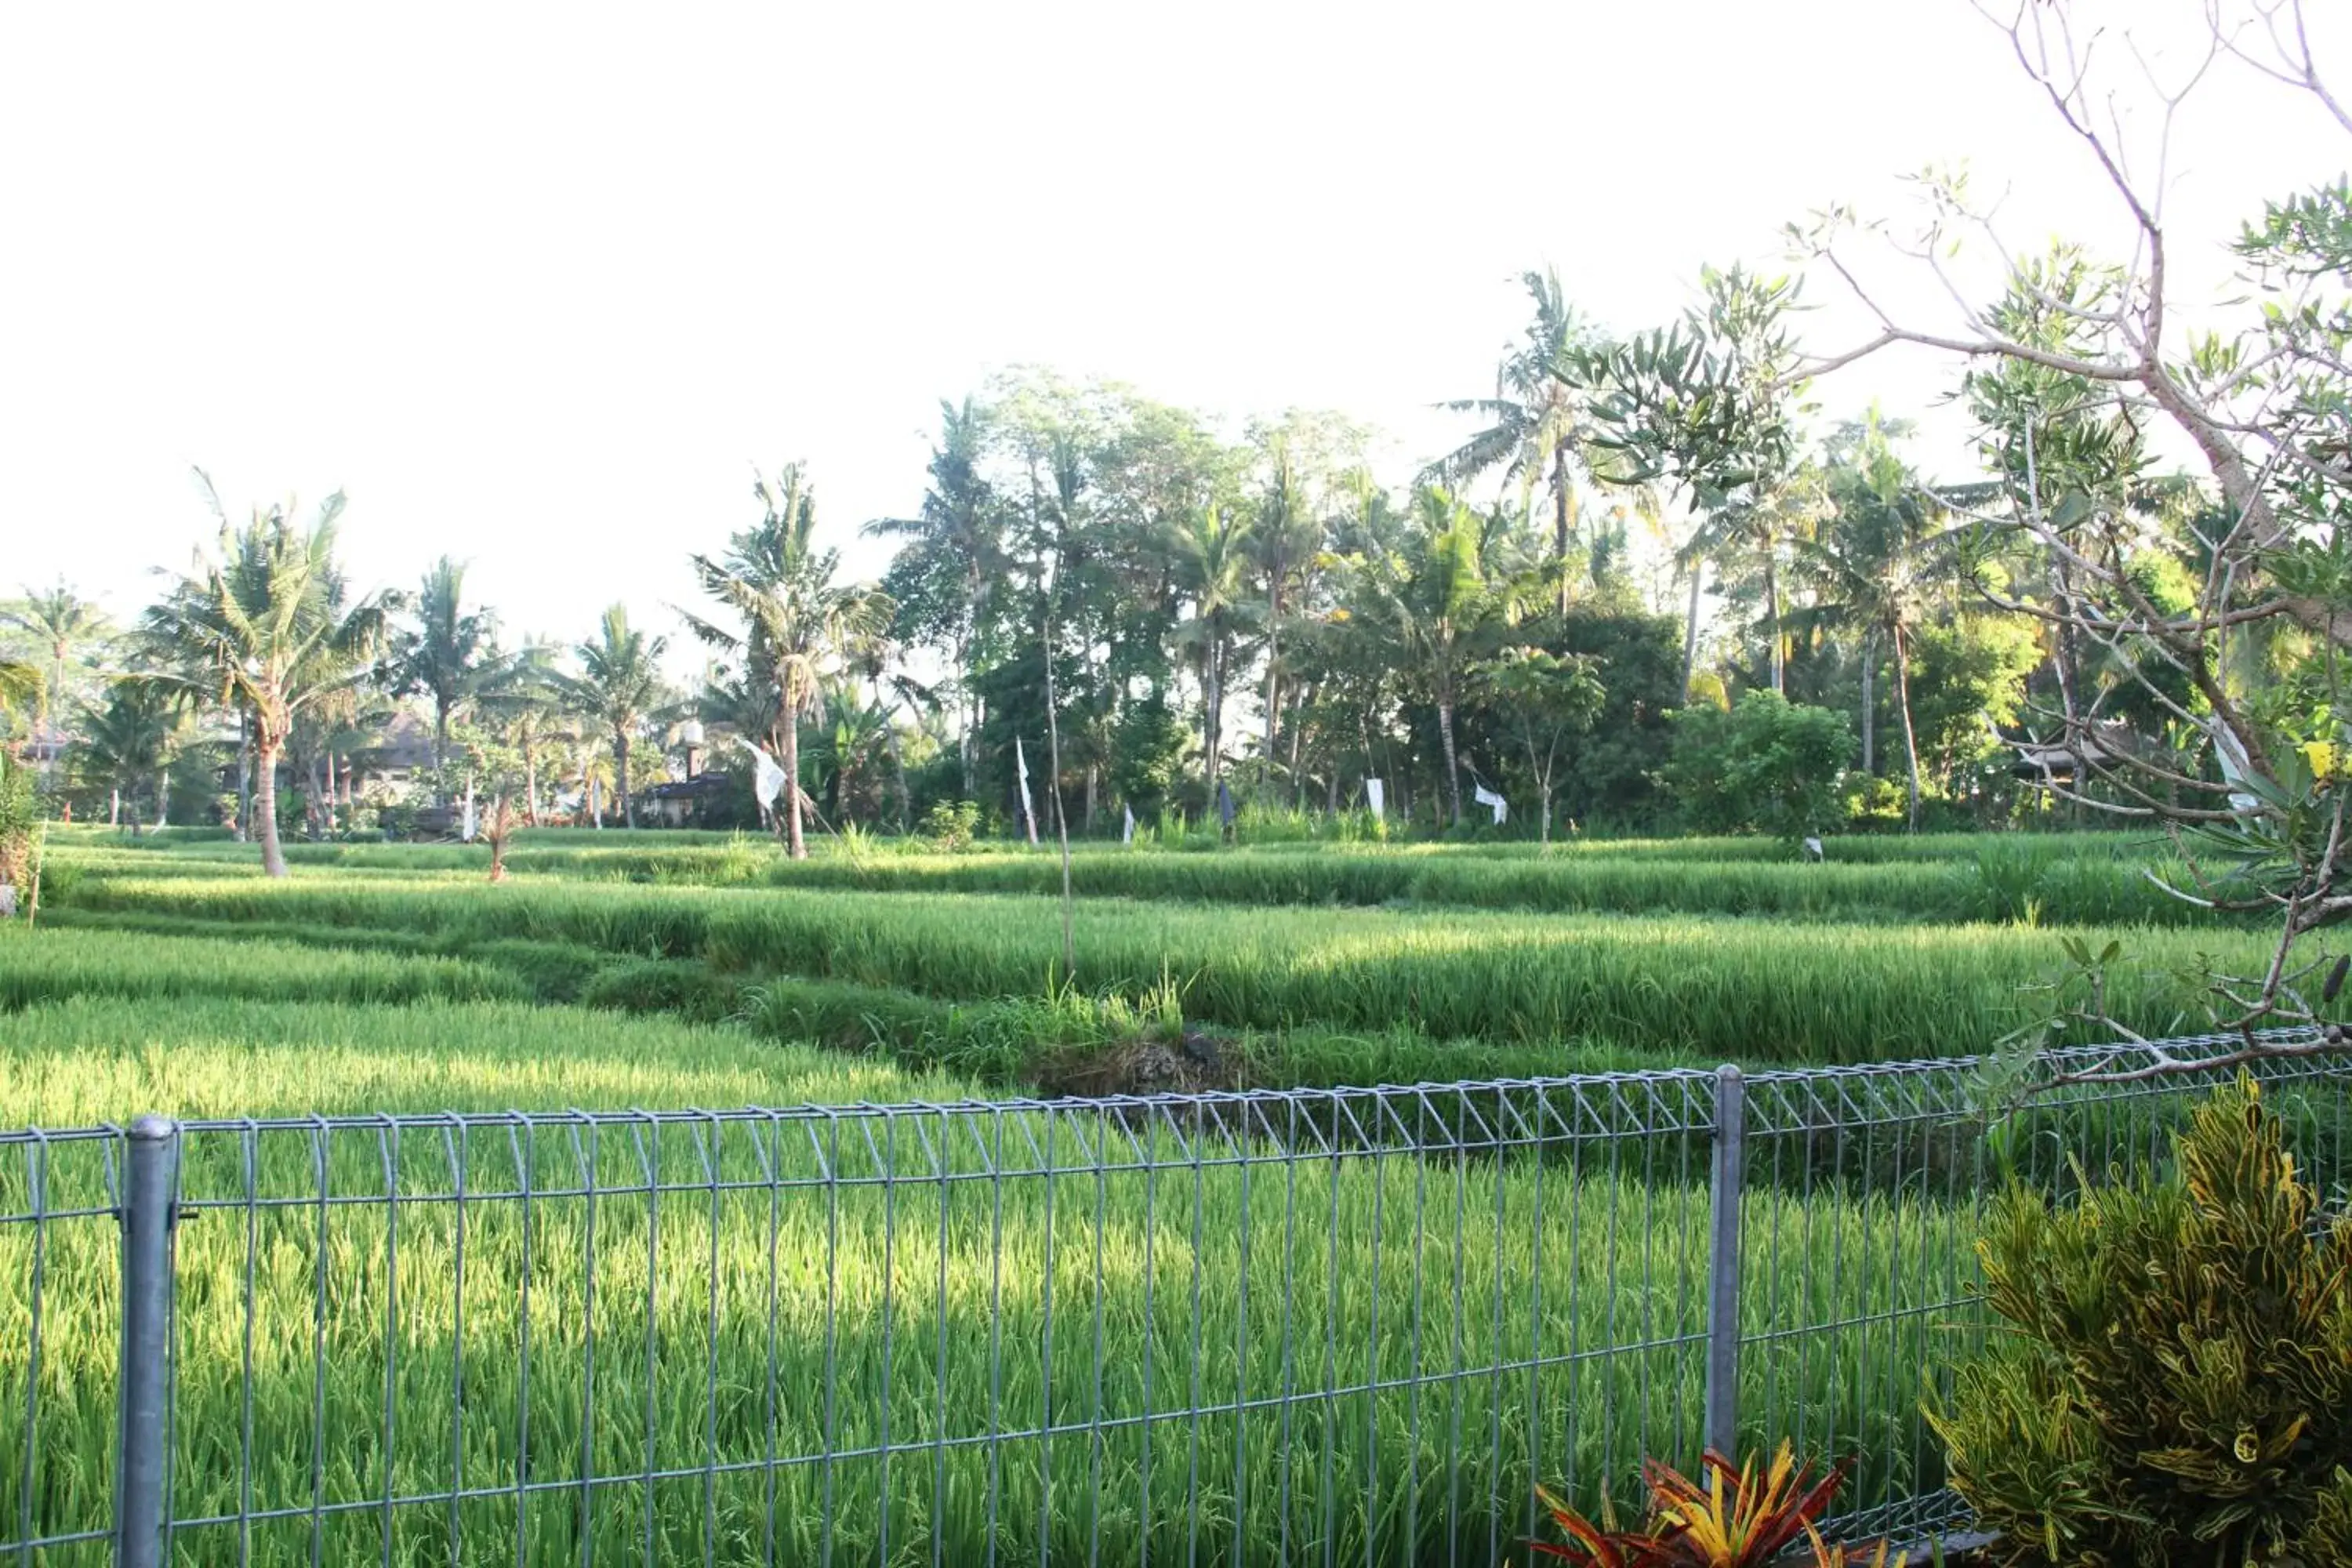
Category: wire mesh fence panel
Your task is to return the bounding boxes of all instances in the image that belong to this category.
[1,1043,2345,1567]
[0,1127,125,1566]
[1733,1038,2352,1544]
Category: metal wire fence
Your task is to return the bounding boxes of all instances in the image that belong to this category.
[2,1037,2347,1567]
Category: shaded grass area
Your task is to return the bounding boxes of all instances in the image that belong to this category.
[42,871,2269,1064]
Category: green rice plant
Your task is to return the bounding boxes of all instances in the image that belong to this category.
[0,925,526,1013]
[0,1102,1976,1568]
[0,993,955,1126]
[42,870,2276,1063]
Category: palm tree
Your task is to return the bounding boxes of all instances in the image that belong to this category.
[1429,270,1603,612]
[477,642,568,826]
[0,662,39,740]
[1681,466,1826,697]
[554,605,670,830]
[78,681,191,827]
[863,397,1005,793]
[1246,438,1323,793]
[683,463,886,859]
[1370,487,1530,826]
[842,625,934,832]
[3,581,111,782]
[387,557,499,786]
[142,477,387,876]
[1170,503,1256,807]
[1801,421,1954,831]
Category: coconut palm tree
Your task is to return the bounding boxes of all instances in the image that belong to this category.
[1367,487,1530,826]
[683,463,887,859]
[1801,421,1956,831]
[387,557,499,786]
[141,477,387,876]
[862,397,1006,793]
[1429,270,1606,612]
[1169,503,1256,804]
[554,605,671,829]
[3,581,111,782]
[78,680,196,828]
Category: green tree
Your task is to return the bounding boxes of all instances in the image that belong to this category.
[387,557,499,787]
[2,581,111,784]
[684,463,887,858]
[75,680,192,828]
[1430,269,1605,612]
[1169,503,1256,806]
[1667,690,1856,841]
[1802,419,1957,830]
[141,477,387,877]
[1472,644,1605,842]
[554,605,671,831]
[1370,488,1529,827]
[866,398,1005,795]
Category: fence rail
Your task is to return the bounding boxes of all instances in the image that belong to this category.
[3,1036,2347,1567]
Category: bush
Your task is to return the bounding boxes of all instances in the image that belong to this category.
[919,799,982,852]
[1666,692,1856,842]
[1929,1079,2352,1566]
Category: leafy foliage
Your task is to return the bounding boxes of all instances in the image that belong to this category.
[1668,691,1857,841]
[1929,1080,2352,1566]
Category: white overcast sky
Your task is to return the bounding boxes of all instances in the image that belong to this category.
[2,2,2344,659]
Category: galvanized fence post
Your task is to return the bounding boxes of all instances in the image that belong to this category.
[1702,1065,1745,1461]
[115,1115,180,1568]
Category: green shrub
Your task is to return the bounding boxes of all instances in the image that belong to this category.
[1666,692,1856,842]
[918,799,982,851]
[1929,1080,2352,1566]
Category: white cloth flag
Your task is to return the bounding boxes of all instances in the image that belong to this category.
[1015,736,1038,842]
[1364,778,1385,817]
[1472,783,1507,826]
[738,736,787,811]
[461,782,478,842]
[1802,836,1824,862]
[1122,804,1136,845]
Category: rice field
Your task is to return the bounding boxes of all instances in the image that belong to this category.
[33,858,2274,1065]
[3,828,2318,1564]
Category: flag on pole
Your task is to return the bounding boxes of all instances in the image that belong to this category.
[1015,736,1038,844]
[460,783,478,843]
[1472,782,1508,826]
[737,737,787,812]
[1364,778,1385,817]
[1122,804,1136,845]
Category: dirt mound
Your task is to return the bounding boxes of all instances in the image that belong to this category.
[1033,1029,1244,1099]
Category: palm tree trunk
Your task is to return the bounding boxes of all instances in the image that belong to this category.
[236,713,253,842]
[1893,622,1922,833]
[523,737,542,827]
[256,735,289,877]
[615,729,633,828]
[154,765,169,831]
[1438,684,1463,828]
[1682,560,1706,702]
[434,703,451,800]
[108,787,118,827]
[889,724,912,833]
[1765,553,1784,696]
[782,716,808,860]
[1263,609,1279,792]
[1860,631,1875,776]
[1555,471,1573,615]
